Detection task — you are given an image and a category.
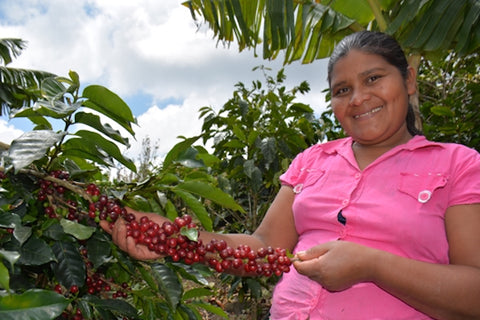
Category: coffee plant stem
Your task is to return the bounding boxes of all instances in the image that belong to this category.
[19,168,93,202]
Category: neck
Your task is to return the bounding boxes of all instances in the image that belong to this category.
[352,132,413,170]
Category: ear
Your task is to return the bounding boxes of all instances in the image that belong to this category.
[406,66,417,95]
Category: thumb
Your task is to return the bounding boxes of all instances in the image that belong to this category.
[99,219,112,234]
[295,243,331,261]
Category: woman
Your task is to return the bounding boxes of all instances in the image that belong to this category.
[102,31,480,319]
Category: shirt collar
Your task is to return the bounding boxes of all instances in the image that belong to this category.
[322,135,443,156]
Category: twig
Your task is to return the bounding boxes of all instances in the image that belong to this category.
[18,168,93,203]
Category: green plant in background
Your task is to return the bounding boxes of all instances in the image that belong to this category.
[0,64,241,318]
[198,67,323,233]
[418,52,480,151]
[0,38,56,117]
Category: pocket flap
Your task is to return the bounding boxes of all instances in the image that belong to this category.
[292,168,325,194]
[398,172,448,203]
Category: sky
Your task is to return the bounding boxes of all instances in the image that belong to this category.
[0,0,329,169]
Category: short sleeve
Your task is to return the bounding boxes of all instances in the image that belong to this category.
[280,149,307,187]
[448,146,480,206]
[279,145,324,189]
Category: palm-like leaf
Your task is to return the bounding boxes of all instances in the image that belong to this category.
[183,0,480,64]
[0,38,56,116]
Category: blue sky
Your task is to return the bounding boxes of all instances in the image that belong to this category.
[0,0,328,166]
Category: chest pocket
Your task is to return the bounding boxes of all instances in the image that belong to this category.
[292,168,325,194]
[398,172,448,203]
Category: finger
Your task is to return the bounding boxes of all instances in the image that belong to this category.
[293,255,323,278]
[296,243,331,261]
[99,220,112,234]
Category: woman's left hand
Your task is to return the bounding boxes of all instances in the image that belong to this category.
[293,240,378,292]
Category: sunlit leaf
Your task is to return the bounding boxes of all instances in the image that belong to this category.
[60,219,96,240]
[8,130,65,171]
[74,111,130,147]
[186,301,229,318]
[163,136,200,168]
[0,261,10,290]
[172,189,213,231]
[182,287,212,300]
[175,180,244,212]
[0,289,68,320]
[0,212,31,245]
[331,0,373,25]
[0,249,20,269]
[82,85,136,136]
[61,137,114,168]
[80,295,139,319]
[180,226,198,242]
[41,77,67,100]
[72,130,136,172]
[170,262,211,286]
[430,105,455,117]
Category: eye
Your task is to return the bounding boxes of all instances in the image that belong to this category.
[333,87,349,97]
[367,75,381,83]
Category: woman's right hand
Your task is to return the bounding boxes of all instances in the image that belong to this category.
[99,207,169,260]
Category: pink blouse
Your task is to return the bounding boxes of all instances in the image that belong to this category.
[270,136,480,319]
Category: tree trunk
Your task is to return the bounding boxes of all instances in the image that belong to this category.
[408,53,423,132]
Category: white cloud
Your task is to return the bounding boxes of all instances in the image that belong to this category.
[0,119,24,145]
[0,0,330,169]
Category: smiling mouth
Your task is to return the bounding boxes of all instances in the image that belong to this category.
[353,106,383,119]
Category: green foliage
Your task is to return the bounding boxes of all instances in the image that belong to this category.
[197,67,324,232]
[0,62,240,318]
[0,38,56,116]
[418,52,480,150]
[183,0,480,64]
[0,289,69,320]
[6,70,135,174]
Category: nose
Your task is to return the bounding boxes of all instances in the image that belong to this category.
[349,87,371,106]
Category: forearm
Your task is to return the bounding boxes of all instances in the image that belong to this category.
[371,250,480,320]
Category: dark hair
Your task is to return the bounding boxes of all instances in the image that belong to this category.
[327,31,422,136]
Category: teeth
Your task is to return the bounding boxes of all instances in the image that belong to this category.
[354,107,382,119]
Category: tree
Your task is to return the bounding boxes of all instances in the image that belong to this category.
[0,38,55,116]
[198,67,323,232]
[418,52,480,150]
[183,0,479,63]
[183,0,480,129]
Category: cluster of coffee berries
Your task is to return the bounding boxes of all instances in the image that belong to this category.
[36,171,126,225]
[60,308,84,320]
[87,188,127,224]
[35,170,292,277]
[37,171,78,220]
[80,247,130,298]
[125,214,292,277]
[206,241,291,277]
[53,246,132,320]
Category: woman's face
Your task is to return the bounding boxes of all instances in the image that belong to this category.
[329,50,416,147]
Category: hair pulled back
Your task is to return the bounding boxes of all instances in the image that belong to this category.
[327,31,422,136]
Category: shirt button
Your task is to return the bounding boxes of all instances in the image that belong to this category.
[418,190,432,203]
[342,199,349,206]
[354,173,361,179]
[293,184,303,194]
